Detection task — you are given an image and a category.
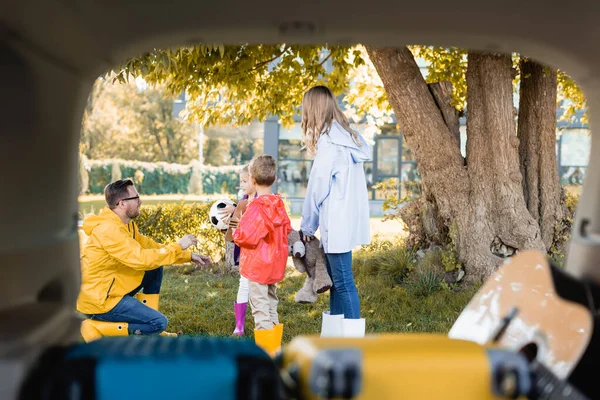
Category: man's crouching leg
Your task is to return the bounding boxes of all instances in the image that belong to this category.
[134,293,177,337]
[90,295,170,337]
[134,267,178,337]
[128,311,168,336]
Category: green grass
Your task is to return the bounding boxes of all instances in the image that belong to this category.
[80,196,470,340]
[159,263,479,343]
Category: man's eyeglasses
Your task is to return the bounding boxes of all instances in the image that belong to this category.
[120,195,140,203]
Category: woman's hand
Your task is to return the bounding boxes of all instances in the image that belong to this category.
[301,231,316,242]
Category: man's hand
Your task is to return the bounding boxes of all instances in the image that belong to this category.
[178,234,198,250]
[192,253,212,267]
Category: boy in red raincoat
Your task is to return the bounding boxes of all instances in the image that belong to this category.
[232,155,292,356]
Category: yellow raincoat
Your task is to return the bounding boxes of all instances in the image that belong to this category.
[76,207,192,315]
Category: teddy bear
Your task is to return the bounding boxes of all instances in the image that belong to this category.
[288,229,333,303]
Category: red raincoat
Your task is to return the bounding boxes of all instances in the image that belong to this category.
[233,194,292,284]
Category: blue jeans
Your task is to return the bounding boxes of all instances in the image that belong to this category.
[325,252,360,319]
[86,267,167,335]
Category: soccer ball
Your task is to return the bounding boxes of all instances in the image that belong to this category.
[209,199,237,231]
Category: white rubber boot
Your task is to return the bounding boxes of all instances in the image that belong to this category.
[320,311,344,337]
[341,318,366,338]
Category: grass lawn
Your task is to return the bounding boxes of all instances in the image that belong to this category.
[159,264,479,343]
[80,194,474,341]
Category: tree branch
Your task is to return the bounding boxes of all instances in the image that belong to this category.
[235,46,291,75]
[317,51,333,67]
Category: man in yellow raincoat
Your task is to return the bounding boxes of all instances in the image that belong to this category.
[77,179,211,339]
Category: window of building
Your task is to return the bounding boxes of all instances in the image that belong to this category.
[278,122,310,198]
[559,128,589,185]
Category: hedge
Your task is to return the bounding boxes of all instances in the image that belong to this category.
[82,158,243,195]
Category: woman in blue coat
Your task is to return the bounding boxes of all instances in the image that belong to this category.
[300,86,372,337]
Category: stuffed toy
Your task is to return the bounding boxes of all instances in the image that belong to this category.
[288,230,332,303]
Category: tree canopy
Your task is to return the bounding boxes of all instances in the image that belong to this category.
[112,44,587,132]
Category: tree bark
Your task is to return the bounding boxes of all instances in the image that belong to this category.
[464,52,545,276]
[517,59,563,250]
[367,47,545,279]
[428,81,461,147]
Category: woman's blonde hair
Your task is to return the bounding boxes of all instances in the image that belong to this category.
[301,86,361,156]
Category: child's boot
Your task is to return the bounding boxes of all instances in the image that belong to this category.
[80,319,128,343]
[135,293,178,337]
[254,326,279,357]
[233,302,247,335]
[273,323,284,356]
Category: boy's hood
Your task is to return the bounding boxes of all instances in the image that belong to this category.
[253,194,288,231]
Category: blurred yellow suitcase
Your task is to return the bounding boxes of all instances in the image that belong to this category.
[280,334,499,400]
[278,333,588,400]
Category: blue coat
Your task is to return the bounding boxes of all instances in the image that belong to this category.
[301,121,372,254]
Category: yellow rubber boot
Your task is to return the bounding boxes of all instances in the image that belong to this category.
[135,293,159,309]
[274,324,283,346]
[80,319,128,343]
[254,326,280,357]
[134,293,177,337]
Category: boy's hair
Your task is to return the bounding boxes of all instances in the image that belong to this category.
[105,179,134,209]
[249,155,277,186]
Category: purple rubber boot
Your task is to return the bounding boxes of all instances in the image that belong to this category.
[233,302,247,335]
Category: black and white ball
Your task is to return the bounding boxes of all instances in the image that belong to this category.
[209,199,237,231]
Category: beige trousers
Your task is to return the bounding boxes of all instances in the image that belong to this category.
[248,281,279,330]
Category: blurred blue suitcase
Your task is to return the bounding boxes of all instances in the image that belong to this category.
[20,335,280,400]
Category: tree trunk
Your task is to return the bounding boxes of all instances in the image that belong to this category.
[517,59,563,250]
[367,47,545,279]
[428,81,461,147]
[464,52,545,276]
[399,81,460,249]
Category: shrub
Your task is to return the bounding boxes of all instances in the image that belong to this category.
[376,247,416,285]
[440,245,461,272]
[400,249,447,296]
[354,235,415,285]
[83,158,243,195]
[120,162,191,195]
[88,162,112,194]
[550,190,580,267]
[202,169,239,195]
[406,260,445,297]
[136,202,231,263]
